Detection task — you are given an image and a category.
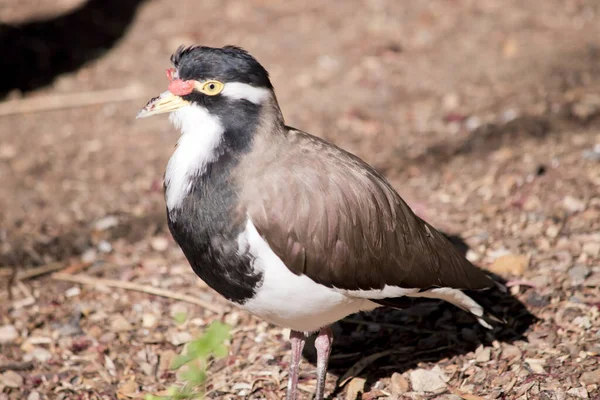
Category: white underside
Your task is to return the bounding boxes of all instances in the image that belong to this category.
[239,219,378,332]
[238,219,490,332]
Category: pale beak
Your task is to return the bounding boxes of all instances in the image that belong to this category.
[136,90,190,119]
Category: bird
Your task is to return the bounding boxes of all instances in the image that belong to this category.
[136,45,501,400]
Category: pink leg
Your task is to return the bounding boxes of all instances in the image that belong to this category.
[314,326,334,400]
[287,330,306,400]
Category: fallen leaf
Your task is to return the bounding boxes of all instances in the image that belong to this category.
[488,254,529,276]
[449,388,488,400]
[390,372,409,395]
[345,377,366,400]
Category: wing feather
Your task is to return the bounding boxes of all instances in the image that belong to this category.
[236,128,494,293]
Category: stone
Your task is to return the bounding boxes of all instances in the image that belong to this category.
[582,144,600,161]
[24,347,53,363]
[501,344,522,360]
[81,248,97,264]
[529,275,550,287]
[580,369,600,385]
[582,242,600,258]
[1,371,23,388]
[585,272,600,287]
[169,331,192,346]
[97,240,112,253]
[64,286,81,297]
[475,346,491,363]
[409,368,447,392]
[151,236,169,252]
[0,325,19,343]
[566,387,588,399]
[142,313,159,329]
[93,216,119,231]
[27,392,41,400]
[170,303,189,320]
[562,196,586,213]
[110,315,133,332]
[569,265,590,285]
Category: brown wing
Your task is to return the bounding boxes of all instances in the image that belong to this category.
[235,128,494,292]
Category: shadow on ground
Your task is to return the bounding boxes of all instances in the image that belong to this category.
[301,233,538,397]
[0,0,147,98]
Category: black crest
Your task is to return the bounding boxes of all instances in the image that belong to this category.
[170,45,272,88]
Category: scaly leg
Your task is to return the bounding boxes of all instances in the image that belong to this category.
[287,330,306,400]
[314,326,333,400]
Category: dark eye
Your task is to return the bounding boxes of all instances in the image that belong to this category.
[208,83,215,90]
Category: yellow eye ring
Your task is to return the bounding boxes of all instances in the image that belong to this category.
[198,80,224,96]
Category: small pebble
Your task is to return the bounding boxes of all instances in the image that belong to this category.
[65,286,81,298]
[566,387,589,399]
[98,240,112,253]
[562,196,586,213]
[1,370,23,387]
[81,248,97,264]
[409,367,448,392]
[169,331,193,346]
[475,346,491,363]
[93,216,119,231]
[27,392,41,400]
[582,242,600,257]
[142,313,159,328]
[569,265,590,285]
[580,368,600,385]
[110,315,133,332]
[151,236,169,252]
[0,324,19,343]
[24,347,53,363]
[582,144,600,161]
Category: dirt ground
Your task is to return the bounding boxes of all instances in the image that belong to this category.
[1,0,599,399]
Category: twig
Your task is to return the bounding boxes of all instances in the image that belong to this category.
[0,84,148,117]
[0,262,66,279]
[6,265,16,300]
[0,361,34,372]
[51,272,224,313]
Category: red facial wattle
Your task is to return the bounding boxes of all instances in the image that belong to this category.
[168,79,194,96]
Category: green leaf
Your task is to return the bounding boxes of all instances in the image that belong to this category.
[179,364,207,386]
[150,321,231,400]
[173,312,188,325]
[171,353,196,370]
[144,395,167,400]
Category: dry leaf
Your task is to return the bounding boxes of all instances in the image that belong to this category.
[345,377,366,400]
[488,254,529,276]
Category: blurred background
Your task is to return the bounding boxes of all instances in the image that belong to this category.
[0,0,599,399]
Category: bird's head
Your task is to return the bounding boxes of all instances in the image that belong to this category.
[137,45,282,146]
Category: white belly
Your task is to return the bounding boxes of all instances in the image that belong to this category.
[238,219,378,332]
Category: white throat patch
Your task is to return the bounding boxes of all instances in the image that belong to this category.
[165,105,225,213]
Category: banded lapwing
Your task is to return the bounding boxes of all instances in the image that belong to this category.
[137,45,499,400]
